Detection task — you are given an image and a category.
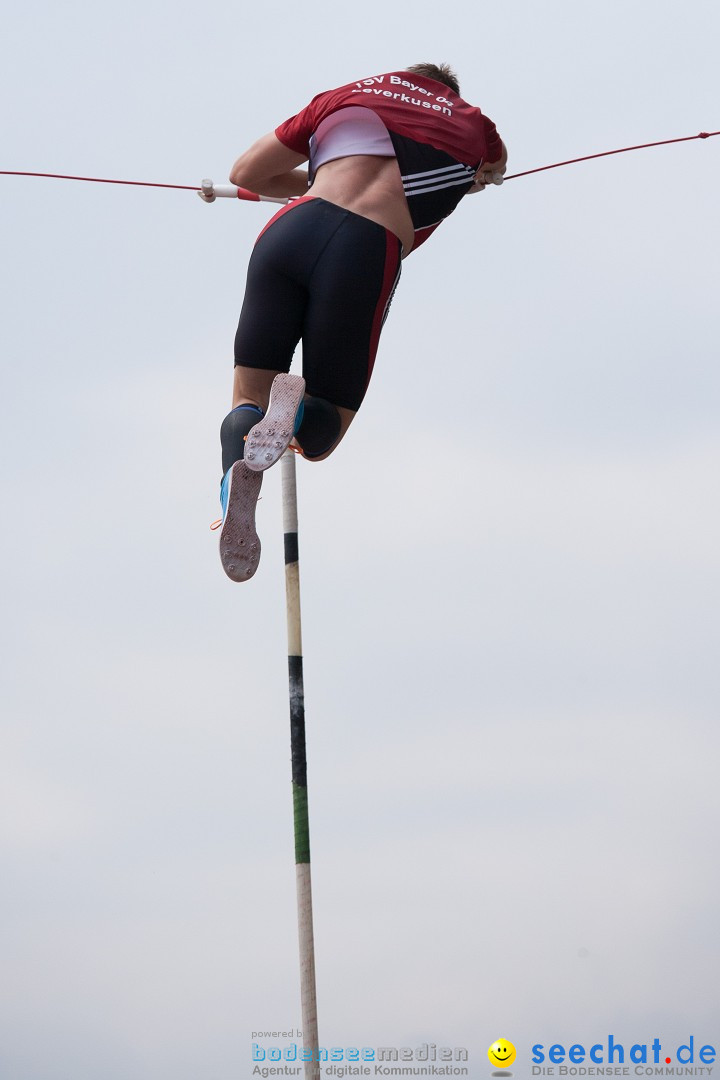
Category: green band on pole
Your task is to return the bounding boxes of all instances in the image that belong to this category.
[293,782,311,864]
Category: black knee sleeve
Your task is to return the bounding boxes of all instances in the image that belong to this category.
[220,403,263,475]
[295,397,342,459]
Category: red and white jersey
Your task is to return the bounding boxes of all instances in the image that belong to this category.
[275,71,503,250]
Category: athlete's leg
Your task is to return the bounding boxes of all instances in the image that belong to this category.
[218,204,312,581]
[297,203,402,459]
[220,208,307,475]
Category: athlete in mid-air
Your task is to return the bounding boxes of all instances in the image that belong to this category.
[215,63,506,581]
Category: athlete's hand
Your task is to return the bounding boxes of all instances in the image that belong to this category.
[470,139,508,192]
[468,169,504,194]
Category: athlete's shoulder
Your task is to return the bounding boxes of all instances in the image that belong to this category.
[275,79,359,152]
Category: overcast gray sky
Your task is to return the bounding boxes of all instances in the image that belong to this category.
[2,1,719,1078]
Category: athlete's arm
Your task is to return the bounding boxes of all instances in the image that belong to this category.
[229,133,309,198]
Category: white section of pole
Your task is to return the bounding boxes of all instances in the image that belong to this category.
[296,863,320,1080]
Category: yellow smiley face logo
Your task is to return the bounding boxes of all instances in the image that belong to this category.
[488,1039,517,1069]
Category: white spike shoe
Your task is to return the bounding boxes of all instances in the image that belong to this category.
[244,374,306,472]
[218,461,263,582]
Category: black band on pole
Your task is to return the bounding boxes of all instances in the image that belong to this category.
[289,655,307,790]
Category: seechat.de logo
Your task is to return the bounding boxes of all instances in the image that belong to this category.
[531,1036,717,1073]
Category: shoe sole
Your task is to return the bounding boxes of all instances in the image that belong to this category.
[219,461,263,582]
[244,374,306,472]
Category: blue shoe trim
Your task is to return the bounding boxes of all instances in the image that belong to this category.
[220,467,232,520]
[293,399,305,435]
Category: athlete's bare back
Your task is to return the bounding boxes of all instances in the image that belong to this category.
[230,134,416,252]
[308,155,416,254]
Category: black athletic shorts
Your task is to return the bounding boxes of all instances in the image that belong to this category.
[233,196,402,412]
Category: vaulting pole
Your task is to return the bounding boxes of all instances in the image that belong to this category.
[281,449,320,1080]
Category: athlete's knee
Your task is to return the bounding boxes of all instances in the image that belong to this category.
[294,396,343,460]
